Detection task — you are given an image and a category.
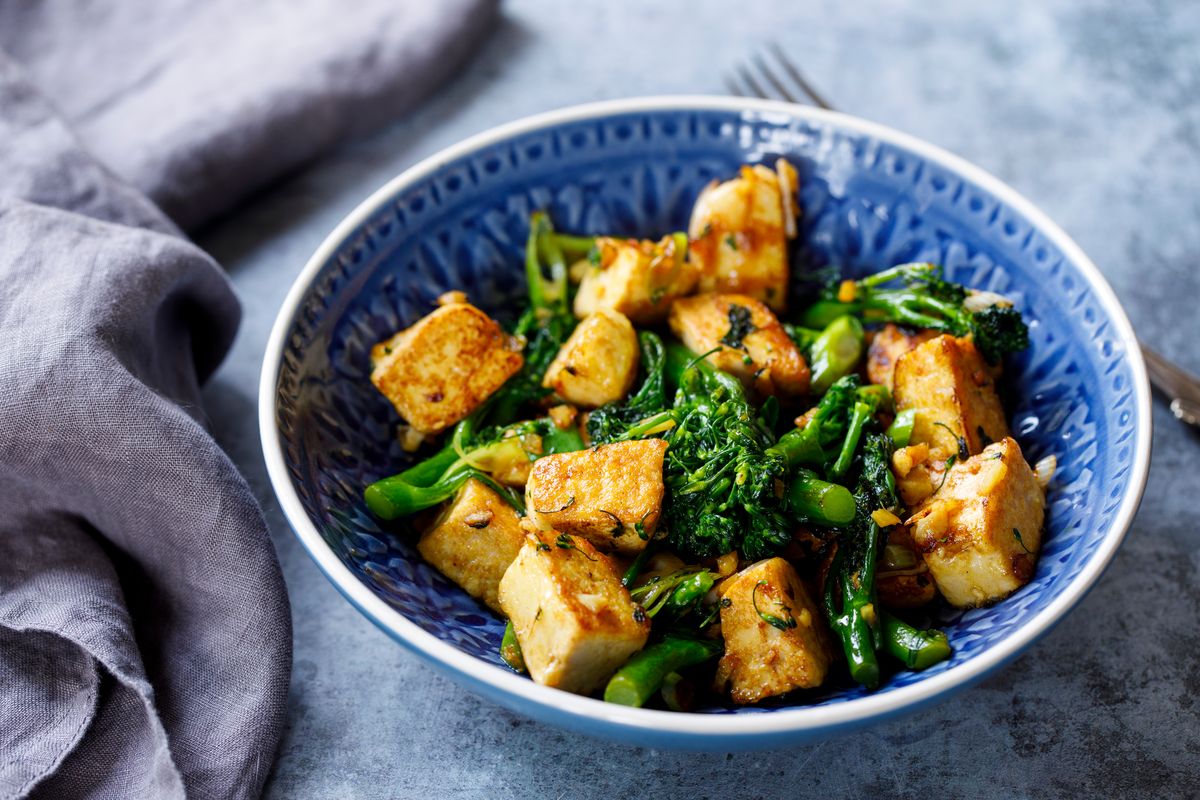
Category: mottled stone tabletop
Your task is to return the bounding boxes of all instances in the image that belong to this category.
[197,1,1200,796]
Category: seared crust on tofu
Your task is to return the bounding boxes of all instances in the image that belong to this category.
[573,234,699,324]
[543,308,639,408]
[892,334,1009,461]
[907,437,1045,608]
[668,293,811,397]
[498,532,651,694]
[688,163,798,311]
[370,302,523,434]
[417,478,525,613]
[715,558,833,704]
[525,439,668,556]
[866,324,938,390]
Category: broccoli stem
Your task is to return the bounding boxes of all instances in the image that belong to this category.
[823,534,882,690]
[808,315,865,395]
[551,233,597,260]
[364,466,472,520]
[886,408,917,448]
[621,547,653,588]
[786,470,856,526]
[830,400,872,479]
[881,611,952,670]
[500,620,526,673]
[603,637,722,707]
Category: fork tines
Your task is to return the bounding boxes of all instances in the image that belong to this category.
[726,42,835,111]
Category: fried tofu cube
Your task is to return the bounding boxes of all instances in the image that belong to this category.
[370,302,524,434]
[497,531,651,694]
[417,478,525,613]
[542,309,639,408]
[893,334,1009,461]
[687,162,799,311]
[668,293,810,397]
[573,234,699,324]
[907,437,1045,608]
[524,439,667,556]
[715,558,833,704]
[866,324,939,390]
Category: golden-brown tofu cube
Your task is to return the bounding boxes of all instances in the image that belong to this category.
[524,439,668,556]
[370,302,523,434]
[866,324,939,390]
[497,531,650,694]
[668,293,810,397]
[417,478,525,613]
[893,334,1009,461]
[542,309,639,408]
[573,234,699,324]
[687,162,798,311]
[715,557,833,704]
[907,437,1045,608]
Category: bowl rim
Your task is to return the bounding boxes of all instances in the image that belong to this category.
[258,95,1152,739]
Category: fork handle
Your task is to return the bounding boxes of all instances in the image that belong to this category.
[1141,343,1200,428]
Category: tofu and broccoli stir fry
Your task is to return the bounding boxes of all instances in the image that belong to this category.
[362,161,1052,710]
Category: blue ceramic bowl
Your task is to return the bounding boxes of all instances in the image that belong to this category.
[260,98,1151,749]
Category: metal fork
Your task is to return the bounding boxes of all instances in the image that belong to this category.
[728,44,1200,430]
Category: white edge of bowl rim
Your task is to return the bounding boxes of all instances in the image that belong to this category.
[257,95,1153,740]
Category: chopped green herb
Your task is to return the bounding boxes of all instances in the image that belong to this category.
[534,496,575,514]
[599,509,624,537]
[934,455,957,494]
[555,532,596,561]
[720,303,756,350]
[725,234,738,251]
[752,580,797,631]
[587,246,602,266]
[933,421,970,460]
[1013,528,1032,554]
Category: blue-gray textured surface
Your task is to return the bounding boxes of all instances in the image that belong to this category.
[197,1,1200,797]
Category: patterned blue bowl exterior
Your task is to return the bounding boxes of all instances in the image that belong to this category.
[269,101,1144,743]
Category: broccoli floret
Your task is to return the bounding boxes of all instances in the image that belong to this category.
[969,304,1029,364]
[801,263,1029,365]
[585,331,667,445]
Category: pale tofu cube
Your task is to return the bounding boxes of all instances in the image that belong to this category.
[370,302,524,434]
[542,309,639,408]
[573,234,699,324]
[524,439,668,556]
[866,324,938,390]
[497,531,651,694]
[907,437,1045,608]
[715,557,833,704]
[668,293,810,397]
[893,334,1009,462]
[417,478,525,613]
[687,162,798,311]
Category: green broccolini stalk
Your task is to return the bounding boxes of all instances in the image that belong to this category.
[485,211,579,426]
[822,433,951,688]
[363,415,582,520]
[768,374,890,477]
[603,636,722,707]
[800,262,1029,364]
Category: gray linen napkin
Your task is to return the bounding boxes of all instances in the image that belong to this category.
[0,2,497,798]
